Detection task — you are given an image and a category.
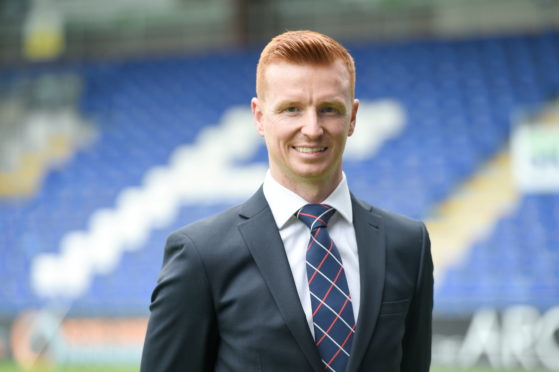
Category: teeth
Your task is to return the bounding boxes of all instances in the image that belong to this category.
[294,147,326,153]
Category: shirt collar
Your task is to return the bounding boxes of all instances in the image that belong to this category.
[262,170,353,229]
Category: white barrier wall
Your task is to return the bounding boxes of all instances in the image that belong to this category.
[433,306,559,371]
[512,121,559,193]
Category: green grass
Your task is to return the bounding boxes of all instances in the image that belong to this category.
[0,363,138,372]
[432,368,550,372]
[0,363,551,372]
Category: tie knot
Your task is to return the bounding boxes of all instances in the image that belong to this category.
[296,204,336,231]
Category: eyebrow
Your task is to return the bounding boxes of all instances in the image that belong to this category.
[274,101,301,112]
[319,101,347,113]
[274,100,347,112]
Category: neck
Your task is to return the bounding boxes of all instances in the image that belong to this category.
[270,170,342,204]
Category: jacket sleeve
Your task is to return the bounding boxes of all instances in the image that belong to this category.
[400,222,434,372]
[140,231,218,372]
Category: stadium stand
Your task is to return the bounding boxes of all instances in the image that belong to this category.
[0,31,558,318]
[437,188,559,315]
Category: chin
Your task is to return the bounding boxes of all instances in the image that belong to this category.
[293,167,335,182]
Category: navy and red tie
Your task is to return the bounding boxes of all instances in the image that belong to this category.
[296,204,356,372]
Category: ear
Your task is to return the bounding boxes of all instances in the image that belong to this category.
[347,99,359,137]
[251,97,265,137]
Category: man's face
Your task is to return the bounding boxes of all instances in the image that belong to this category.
[252,59,359,191]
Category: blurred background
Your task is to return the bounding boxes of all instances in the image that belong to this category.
[0,0,558,371]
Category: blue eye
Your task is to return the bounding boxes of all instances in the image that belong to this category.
[320,107,339,114]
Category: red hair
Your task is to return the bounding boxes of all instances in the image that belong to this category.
[256,30,356,99]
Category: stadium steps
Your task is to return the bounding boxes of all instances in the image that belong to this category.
[429,97,559,284]
[0,134,75,197]
[426,151,520,282]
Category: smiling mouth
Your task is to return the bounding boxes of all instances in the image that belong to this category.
[293,146,327,153]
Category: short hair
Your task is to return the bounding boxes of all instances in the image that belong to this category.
[256,30,356,99]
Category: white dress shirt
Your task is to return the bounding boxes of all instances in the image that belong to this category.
[262,171,360,336]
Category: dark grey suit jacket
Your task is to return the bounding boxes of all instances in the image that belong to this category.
[141,187,433,371]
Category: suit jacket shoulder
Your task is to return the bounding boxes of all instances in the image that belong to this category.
[354,196,426,233]
[171,185,269,244]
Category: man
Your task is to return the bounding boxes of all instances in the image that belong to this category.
[141,30,433,372]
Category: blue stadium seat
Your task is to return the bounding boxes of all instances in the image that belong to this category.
[1,32,558,316]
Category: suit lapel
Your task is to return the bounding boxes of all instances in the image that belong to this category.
[347,195,386,372]
[237,188,324,372]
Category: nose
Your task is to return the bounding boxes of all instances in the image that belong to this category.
[300,110,323,139]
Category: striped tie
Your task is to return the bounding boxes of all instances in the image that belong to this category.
[296,204,356,372]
